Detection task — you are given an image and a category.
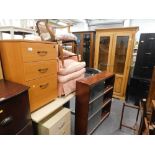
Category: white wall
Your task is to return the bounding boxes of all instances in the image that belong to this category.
[71,22,88,32]
[128,19,155,41]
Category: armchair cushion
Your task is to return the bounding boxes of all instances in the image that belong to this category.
[58,60,86,75]
[58,68,86,83]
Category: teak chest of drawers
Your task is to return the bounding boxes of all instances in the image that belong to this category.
[0,40,58,112]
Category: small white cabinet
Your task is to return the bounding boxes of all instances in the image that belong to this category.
[38,108,71,135]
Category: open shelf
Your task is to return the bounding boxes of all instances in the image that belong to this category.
[103,86,113,95]
[88,112,110,135]
[88,98,111,120]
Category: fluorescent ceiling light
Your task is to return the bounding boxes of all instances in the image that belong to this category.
[57,21,67,26]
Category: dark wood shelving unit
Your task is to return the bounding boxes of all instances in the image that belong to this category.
[75,71,115,135]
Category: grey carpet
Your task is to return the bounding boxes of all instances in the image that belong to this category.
[70,97,140,135]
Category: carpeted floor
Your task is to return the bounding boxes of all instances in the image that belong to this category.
[70,97,141,135]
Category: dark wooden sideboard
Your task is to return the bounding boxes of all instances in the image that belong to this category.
[0,80,33,135]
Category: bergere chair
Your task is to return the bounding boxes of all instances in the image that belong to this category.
[36,19,86,96]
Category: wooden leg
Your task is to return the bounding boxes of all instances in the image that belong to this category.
[119,103,125,129]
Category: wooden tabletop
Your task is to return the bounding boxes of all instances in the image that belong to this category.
[0,80,29,102]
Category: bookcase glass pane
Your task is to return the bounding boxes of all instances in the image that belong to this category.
[83,34,91,67]
[98,36,110,71]
[88,95,103,118]
[113,36,129,74]
[90,80,105,101]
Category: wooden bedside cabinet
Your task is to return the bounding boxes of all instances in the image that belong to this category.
[0,40,58,112]
[38,107,71,135]
[0,80,33,135]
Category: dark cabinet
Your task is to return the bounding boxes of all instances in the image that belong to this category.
[126,33,155,105]
[0,80,33,135]
[134,33,155,79]
[75,71,115,135]
[73,31,95,67]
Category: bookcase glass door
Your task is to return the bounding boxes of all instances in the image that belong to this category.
[113,36,129,75]
[98,36,111,71]
[83,33,91,67]
[76,33,81,55]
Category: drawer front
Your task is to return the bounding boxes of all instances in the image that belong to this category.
[21,42,57,62]
[0,92,31,135]
[24,60,57,81]
[48,112,71,135]
[26,75,57,112]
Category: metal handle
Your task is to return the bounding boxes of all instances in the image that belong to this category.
[39,83,49,89]
[0,109,3,114]
[0,116,13,127]
[149,37,155,40]
[142,66,149,69]
[37,51,48,56]
[38,68,48,73]
[145,52,151,55]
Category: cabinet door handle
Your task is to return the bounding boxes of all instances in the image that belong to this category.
[0,116,13,127]
[37,51,48,56]
[39,83,49,89]
[145,52,151,55]
[142,66,149,69]
[149,37,155,40]
[38,68,48,73]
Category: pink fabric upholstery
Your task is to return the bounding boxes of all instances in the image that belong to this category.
[58,74,85,97]
[58,68,86,83]
[57,49,86,97]
[58,60,86,75]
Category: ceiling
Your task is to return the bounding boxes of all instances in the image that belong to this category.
[47,19,125,27]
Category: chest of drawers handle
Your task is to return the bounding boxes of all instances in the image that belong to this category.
[58,122,65,129]
[0,116,13,127]
[39,83,49,89]
[37,51,48,56]
[38,68,48,73]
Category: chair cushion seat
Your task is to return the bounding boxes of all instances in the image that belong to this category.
[58,60,86,75]
[58,68,86,83]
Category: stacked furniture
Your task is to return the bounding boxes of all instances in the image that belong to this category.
[0,40,58,112]
[73,31,95,68]
[57,46,86,97]
[127,33,155,105]
[75,71,115,135]
[0,80,33,135]
[94,27,138,100]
